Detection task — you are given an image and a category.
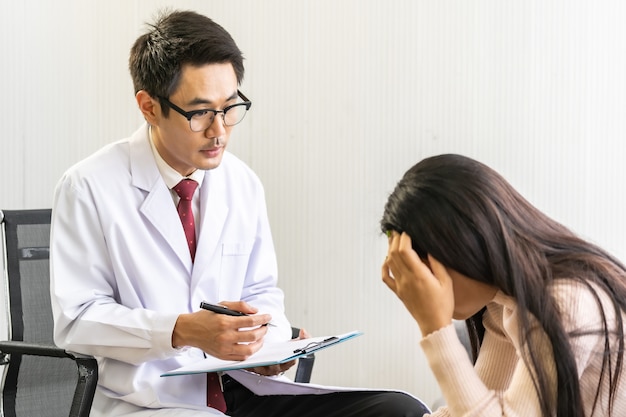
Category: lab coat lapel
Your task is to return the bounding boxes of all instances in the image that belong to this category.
[192,167,228,284]
[129,125,192,270]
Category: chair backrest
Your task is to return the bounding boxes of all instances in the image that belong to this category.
[0,209,79,416]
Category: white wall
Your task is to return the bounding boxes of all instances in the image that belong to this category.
[2,0,626,408]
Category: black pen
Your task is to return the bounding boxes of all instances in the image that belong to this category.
[200,301,276,326]
[200,301,248,316]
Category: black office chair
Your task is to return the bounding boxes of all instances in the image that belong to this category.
[0,209,314,416]
[291,327,315,383]
[0,209,98,417]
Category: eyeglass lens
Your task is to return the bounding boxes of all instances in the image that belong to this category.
[189,105,247,132]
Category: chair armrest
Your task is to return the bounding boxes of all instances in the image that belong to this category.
[0,340,98,417]
[290,327,315,383]
[0,340,82,358]
[294,354,315,383]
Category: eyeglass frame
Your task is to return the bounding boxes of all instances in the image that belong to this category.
[157,90,252,131]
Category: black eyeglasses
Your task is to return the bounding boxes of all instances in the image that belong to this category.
[158,90,252,132]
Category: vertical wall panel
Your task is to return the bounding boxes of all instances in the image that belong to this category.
[0,1,26,206]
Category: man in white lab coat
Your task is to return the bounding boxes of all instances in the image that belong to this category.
[50,9,428,417]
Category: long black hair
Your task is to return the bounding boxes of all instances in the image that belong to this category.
[381,154,626,417]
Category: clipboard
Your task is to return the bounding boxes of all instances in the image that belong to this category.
[161,330,363,376]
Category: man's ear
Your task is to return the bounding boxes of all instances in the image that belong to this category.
[135,90,159,125]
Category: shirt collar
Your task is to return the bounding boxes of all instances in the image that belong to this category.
[148,126,205,189]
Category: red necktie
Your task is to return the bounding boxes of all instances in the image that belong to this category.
[206,372,227,412]
[174,179,227,413]
[174,179,198,261]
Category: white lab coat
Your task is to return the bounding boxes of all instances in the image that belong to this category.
[50,123,292,413]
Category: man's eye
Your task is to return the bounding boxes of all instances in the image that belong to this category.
[193,110,211,117]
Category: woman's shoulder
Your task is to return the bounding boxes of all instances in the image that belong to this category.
[550,279,608,307]
[550,278,620,331]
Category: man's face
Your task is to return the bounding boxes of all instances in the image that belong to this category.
[151,63,240,176]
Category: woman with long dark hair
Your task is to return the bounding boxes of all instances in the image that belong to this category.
[381,154,626,416]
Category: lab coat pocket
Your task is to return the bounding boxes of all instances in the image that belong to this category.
[219,240,254,294]
[222,241,254,256]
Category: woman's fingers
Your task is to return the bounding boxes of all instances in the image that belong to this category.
[381,257,397,293]
[383,232,454,336]
[387,232,433,284]
[428,254,452,288]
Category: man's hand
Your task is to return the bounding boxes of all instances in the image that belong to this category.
[245,328,312,376]
[172,300,272,361]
